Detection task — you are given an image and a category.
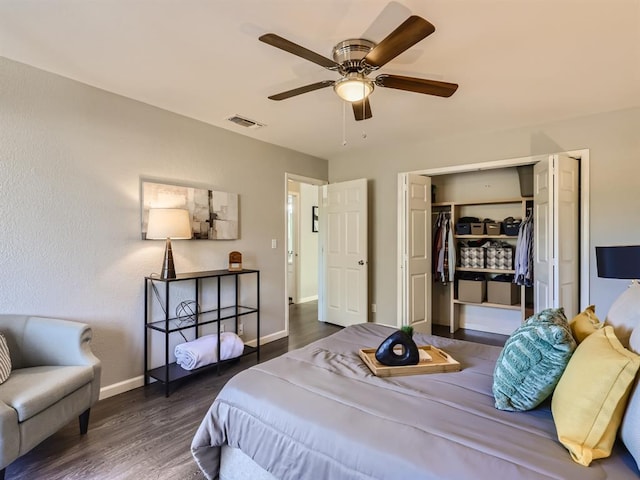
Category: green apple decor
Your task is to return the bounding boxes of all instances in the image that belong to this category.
[374,326,420,366]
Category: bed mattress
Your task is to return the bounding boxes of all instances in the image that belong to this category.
[192,323,638,479]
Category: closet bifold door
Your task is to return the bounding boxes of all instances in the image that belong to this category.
[533,154,580,318]
[403,173,432,334]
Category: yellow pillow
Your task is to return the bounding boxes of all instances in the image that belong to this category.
[569,305,602,343]
[552,326,640,466]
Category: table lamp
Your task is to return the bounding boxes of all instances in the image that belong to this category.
[146,208,192,279]
[596,245,640,346]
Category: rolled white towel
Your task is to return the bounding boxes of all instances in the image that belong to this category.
[220,332,245,360]
[175,332,244,371]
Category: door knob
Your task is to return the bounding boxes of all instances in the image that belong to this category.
[358,260,365,265]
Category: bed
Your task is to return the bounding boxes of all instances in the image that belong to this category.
[191,323,639,479]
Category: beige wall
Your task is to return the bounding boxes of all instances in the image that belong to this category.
[329,107,640,325]
[0,57,327,393]
[299,182,319,301]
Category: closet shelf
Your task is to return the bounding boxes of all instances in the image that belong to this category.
[431,189,532,337]
[433,197,531,207]
[453,299,521,311]
[455,234,517,240]
[456,267,516,274]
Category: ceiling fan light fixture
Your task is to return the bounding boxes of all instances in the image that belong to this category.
[333,74,374,102]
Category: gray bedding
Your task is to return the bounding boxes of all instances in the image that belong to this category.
[191,323,639,479]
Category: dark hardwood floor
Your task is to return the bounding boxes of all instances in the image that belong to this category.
[7,304,504,480]
[432,324,508,347]
[287,300,342,349]
[7,301,340,480]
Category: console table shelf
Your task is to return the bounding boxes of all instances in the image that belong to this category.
[144,269,260,396]
[146,305,258,333]
[146,345,258,384]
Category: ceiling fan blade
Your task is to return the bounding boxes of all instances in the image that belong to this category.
[363,15,435,69]
[268,80,334,101]
[352,98,372,121]
[259,33,340,70]
[375,74,458,97]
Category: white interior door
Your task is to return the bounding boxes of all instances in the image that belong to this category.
[402,173,432,333]
[321,178,368,327]
[287,193,299,304]
[534,155,579,317]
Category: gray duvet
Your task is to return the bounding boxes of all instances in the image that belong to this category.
[191,323,638,479]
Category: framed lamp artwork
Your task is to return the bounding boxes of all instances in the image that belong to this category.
[141,180,239,240]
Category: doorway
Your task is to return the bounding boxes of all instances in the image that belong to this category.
[285,174,325,336]
[287,191,300,305]
[284,174,370,334]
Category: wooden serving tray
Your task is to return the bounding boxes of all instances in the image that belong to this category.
[359,345,461,377]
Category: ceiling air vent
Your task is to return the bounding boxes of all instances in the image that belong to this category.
[227,115,265,129]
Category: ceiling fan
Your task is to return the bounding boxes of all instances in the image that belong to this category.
[259,15,458,121]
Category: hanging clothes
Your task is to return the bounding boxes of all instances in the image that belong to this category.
[514,210,534,286]
[439,218,448,280]
[432,212,445,275]
[433,212,454,283]
[447,221,456,282]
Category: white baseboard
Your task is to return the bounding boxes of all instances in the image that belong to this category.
[373,321,398,328]
[410,320,433,335]
[99,330,288,399]
[297,295,318,303]
[461,321,514,336]
[245,329,287,347]
[99,375,144,400]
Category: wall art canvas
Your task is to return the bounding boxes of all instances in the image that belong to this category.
[141,181,239,240]
[312,206,319,233]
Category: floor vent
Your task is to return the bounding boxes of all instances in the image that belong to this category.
[227,115,265,129]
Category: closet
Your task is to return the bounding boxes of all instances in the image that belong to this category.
[400,153,580,336]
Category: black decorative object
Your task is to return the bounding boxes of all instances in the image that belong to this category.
[312,206,319,232]
[375,326,419,366]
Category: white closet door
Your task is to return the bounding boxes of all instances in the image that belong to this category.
[403,174,432,333]
[553,154,580,318]
[534,159,553,312]
[534,155,579,317]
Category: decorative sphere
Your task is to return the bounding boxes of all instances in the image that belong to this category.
[175,300,199,323]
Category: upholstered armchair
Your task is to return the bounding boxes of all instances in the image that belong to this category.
[0,315,101,479]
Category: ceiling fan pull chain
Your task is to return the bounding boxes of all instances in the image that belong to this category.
[342,101,347,146]
[361,82,368,139]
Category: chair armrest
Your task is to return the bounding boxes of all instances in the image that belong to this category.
[21,316,102,403]
[22,317,94,365]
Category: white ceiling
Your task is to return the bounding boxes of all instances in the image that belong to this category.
[1,0,639,160]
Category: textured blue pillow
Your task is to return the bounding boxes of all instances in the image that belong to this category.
[493,308,577,411]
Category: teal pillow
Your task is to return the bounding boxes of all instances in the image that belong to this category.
[493,308,577,411]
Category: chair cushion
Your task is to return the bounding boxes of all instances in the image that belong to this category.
[0,365,94,422]
[493,308,576,411]
[0,333,10,384]
[552,326,640,466]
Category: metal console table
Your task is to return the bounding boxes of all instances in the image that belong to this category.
[144,269,260,396]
